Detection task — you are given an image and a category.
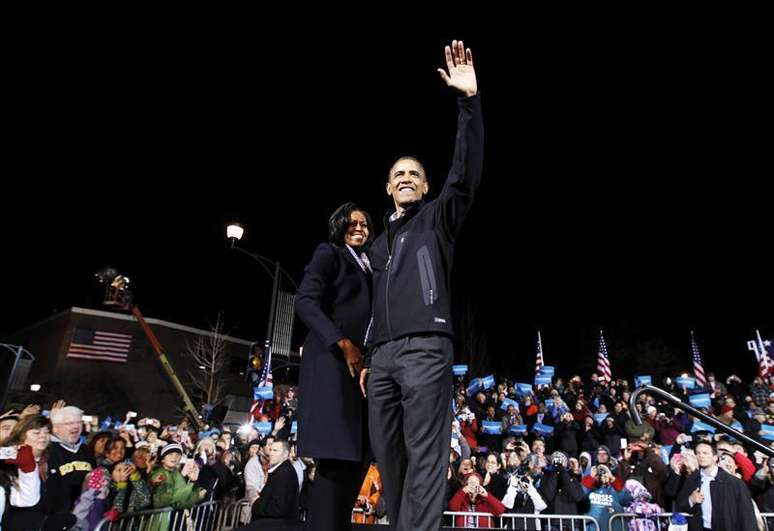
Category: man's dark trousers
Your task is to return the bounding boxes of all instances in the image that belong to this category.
[367,335,453,531]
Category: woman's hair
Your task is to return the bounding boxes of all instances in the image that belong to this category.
[327,202,374,249]
[0,415,52,447]
[0,415,51,485]
[104,435,126,456]
[88,431,114,455]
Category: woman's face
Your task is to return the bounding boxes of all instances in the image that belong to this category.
[23,426,51,454]
[459,459,474,475]
[106,440,126,463]
[94,436,110,456]
[344,211,369,248]
[486,455,499,472]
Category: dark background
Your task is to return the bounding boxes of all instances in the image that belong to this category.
[2,5,770,384]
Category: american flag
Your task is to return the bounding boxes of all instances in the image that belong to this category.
[535,330,544,374]
[249,347,274,417]
[753,330,774,379]
[596,329,612,380]
[691,331,706,387]
[66,328,132,363]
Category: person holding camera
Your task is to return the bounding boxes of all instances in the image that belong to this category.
[554,412,580,457]
[501,458,547,530]
[619,440,669,509]
[581,463,633,531]
[540,451,586,518]
[447,472,506,529]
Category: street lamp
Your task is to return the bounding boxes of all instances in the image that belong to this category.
[226,223,297,381]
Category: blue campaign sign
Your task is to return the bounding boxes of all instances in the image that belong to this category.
[689,393,711,409]
[482,375,496,390]
[500,398,520,411]
[691,420,716,434]
[516,383,533,396]
[255,422,273,435]
[482,421,502,435]
[761,425,774,441]
[676,377,696,389]
[291,421,298,435]
[532,423,554,436]
[634,375,652,388]
[535,374,552,386]
[254,386,274,400]
[538,366,555,376]
[467,379,482,397]
[593,413,609,424]
[508,424,527,436]
[453,365,469,376]
[545,399,555,408]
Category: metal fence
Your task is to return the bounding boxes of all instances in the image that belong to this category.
[608,512,690,531]
[442,511,600,530]
[94,500,234,531]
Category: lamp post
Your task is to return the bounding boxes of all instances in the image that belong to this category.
[226,223,297,373]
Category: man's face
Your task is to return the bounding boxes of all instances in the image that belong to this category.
[0,419,17,440]
[597,450,609,464]
[614,403,623,413]
[268,442,288,468]
[386,158,428,209]
[695,444,717,469]
[52,414,82,444]
[487,406,495,418]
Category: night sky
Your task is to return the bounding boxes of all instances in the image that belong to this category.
[3,6,770,383]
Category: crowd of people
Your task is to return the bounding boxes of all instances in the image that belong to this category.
[0,386,334,531]
[3,370,774,530]
[442,370,772,530]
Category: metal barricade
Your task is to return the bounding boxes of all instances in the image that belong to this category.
[219,499,252,531]
[608,512,690,531]
[94,501,225,531]
[442,511,600,530]
[759,512,774,531]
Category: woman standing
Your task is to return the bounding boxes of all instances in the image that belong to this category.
[0,415,51,531]
[295,202,373,530]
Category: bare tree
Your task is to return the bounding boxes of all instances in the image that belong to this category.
[185,313,231,410]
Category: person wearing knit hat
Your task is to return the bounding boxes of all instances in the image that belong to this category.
[149,443,204,519]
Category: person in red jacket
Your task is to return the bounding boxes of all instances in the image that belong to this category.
[447,472,505,528]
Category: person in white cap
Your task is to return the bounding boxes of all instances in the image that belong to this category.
[150,443,205,510]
